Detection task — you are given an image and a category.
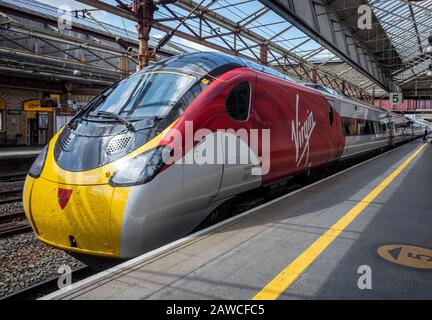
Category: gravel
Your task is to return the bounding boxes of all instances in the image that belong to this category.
[0,202,24,217]
[0,181,24,192]
[0,233,84,298]
[0,179,84,298]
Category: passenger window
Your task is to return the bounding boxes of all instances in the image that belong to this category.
[226,81,251,121]
[364,121,374,135]
[343,117,356,136]
[357,119,366,135]
[374,122,380,134]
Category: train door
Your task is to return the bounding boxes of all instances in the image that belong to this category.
[38,112,49,145]
[326,98,344,161]
[180,119,224,206]
[213,76,262,201]
[28,117,38,145]
[389,122,395,146]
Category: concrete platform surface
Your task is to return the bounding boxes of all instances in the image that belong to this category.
[0,146,42,158]
[43,140,432,300]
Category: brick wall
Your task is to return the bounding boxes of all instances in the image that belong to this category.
[374,99,432,111]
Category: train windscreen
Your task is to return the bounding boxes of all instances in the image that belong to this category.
[90,71,198,120]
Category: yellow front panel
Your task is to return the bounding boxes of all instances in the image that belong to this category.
[23,176,37,231]
[24,121,176,257]
[41,123,176,186]
[30,178,126,256]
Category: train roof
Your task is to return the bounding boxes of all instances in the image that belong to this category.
[142,52,413,123]
[301,82,394,115]
[141,52,294,82]
[142,52,244,77]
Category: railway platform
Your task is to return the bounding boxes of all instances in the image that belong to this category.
[0,146,42,159]
[0,146,41,175]
[43,140,432,300]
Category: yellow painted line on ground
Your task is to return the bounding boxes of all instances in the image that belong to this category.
[253,144,427,300]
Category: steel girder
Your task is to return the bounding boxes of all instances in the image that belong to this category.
[258,0,397,92]
[75,0,376,101]
[0,10,136,83]
[0,3,180,85]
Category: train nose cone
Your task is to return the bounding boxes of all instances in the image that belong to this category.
[57,188,73,210]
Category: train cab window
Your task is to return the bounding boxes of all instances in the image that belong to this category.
[226,81,251,121]
[329,107,334,127]
[175,81,207,115]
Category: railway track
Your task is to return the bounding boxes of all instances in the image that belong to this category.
[0,173,27,183]
[0,189,23,205]
[1,266,97,300]
[0,211,26,224]
[0,220,31,238]
[0,142,420,300]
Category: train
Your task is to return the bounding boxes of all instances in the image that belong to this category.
[23,52,427,266]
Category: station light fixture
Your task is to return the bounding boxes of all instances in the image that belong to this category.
[427,65,432,77]
[426,35,432,53]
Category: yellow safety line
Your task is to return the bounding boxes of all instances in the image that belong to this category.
[253,143,427,300]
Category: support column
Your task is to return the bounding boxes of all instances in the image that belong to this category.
[134,0,156,70]
[119,54,129,79]
[260,43,268,65]
[311,67,318,84]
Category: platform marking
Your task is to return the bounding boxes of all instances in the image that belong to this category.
[253,143,427,300]
[378,245,432,270]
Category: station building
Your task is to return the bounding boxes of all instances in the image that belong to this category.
[0,0,182,146]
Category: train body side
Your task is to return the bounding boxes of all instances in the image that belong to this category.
[329,96,391,159]
[252,72,344,185]
[23,58,426,261]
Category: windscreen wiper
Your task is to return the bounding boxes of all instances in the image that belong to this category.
[69,83,119,129]
[96,111,135,131]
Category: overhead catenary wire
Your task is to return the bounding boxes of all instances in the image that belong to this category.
[85,10,137,54]
[152,0,207,54]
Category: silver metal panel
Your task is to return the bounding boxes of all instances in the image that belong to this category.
[120,133,262,258]
[215,133,262,200]
[120,160,226,258]
[342,135,389,159]
[325,93,389,122]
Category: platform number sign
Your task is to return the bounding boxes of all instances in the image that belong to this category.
[378,245,432,270]
[390,93,403,106]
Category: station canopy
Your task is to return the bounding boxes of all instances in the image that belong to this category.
[149,0,379,97]
[76,0,432,99]
[368,0,432,86]
[2,0,432,99]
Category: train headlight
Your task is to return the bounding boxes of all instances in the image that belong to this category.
[109,147,168,187]
[28,145,48,178]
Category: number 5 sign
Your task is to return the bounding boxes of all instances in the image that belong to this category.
[390,93,403,106]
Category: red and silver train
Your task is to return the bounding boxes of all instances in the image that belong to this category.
[23,52,426,264]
